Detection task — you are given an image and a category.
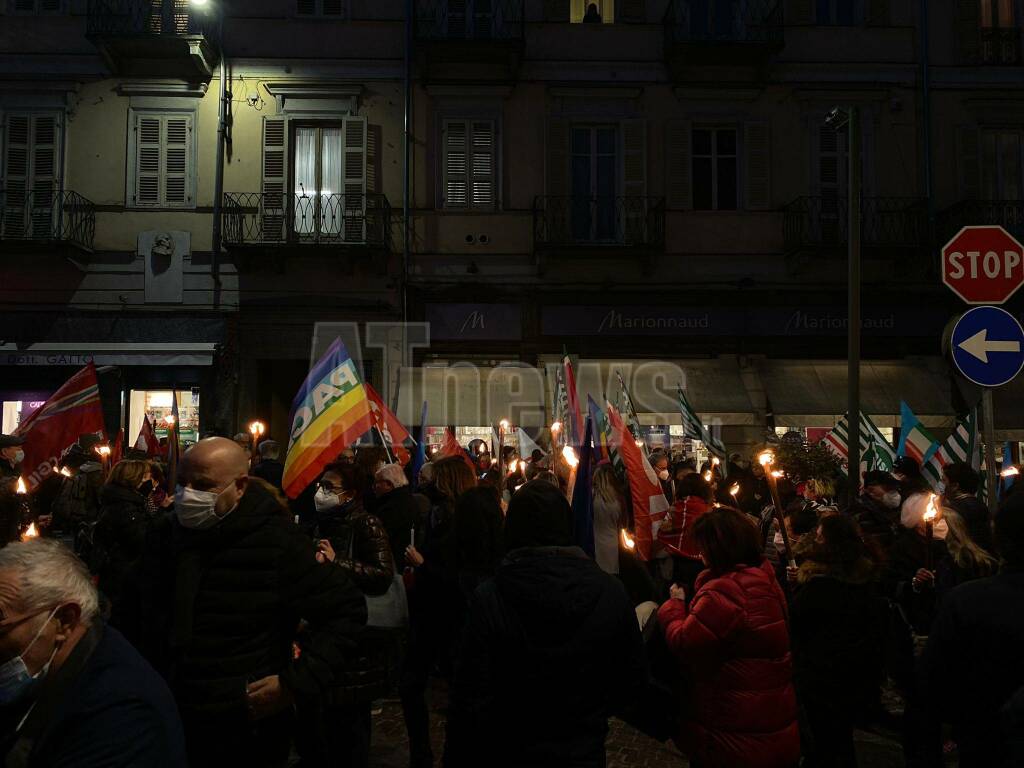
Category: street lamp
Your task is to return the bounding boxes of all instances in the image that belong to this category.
[827,105,861,504]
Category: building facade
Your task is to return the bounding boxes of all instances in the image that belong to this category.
[1,0,1022,452]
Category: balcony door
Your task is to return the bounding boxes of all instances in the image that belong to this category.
[439,0,498,38]
[2,114,58,239]
[571,125,618,242]
[817,124,848,244]
[291,121,366,243]
[688,0,741,39]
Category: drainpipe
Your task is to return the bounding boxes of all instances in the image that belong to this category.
[920,0,934,253]
[212,47,227,304]
[402,0,412,331]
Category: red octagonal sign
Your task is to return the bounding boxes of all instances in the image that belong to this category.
[942,225,1024,305]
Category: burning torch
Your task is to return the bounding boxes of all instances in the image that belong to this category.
[248,421,266,464]
[923,493,939,571]
[759,450,795,568]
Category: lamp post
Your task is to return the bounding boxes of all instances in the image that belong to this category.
[827,105,861,504]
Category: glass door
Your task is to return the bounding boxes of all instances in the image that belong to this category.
[570,125,618,242]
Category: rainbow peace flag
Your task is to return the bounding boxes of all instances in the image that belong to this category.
[282,339,374,499]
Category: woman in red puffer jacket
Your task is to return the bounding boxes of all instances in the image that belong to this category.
[658,506,800,768]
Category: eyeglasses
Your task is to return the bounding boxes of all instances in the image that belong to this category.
[319,481,342,493]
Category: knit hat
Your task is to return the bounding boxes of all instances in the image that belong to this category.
[505,480,573,551]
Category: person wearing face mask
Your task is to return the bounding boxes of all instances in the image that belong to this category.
[0,538,184,767]
[122,437,366,768]
[882,491,949,633]
[650,452,674,504]
[850,470,903,561]
[89,460,159,617]
[0,435,24,483]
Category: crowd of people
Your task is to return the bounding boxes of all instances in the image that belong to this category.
[0,427,1021,767]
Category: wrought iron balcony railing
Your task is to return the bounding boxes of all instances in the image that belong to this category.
[0,190,96,251]
[938,199,1024,244]
[87,0,220,41]
[415,0,524,40]
[222,192,392,250]
[533,196,666,250]
[664,0,783,46]
[980,27,1021,65]
[784,196,927,251]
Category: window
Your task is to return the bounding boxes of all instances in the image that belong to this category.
[816,0,856,25]
[686,0,742,38]
[691,127,737,210]
[571,0,614,23]
[982,129,1024,200]
[296,0,346,16]
[289,119,366,242]
[980,0,1019,63]
[442,120,496,210]
[2,113,60,237]
[571,126,618,239]
[128,111,195,208]
[9,0,63,13]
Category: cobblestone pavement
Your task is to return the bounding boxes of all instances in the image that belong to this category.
[367,684,910,768]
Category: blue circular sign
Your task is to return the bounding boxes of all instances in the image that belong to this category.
[951,306,1024,388]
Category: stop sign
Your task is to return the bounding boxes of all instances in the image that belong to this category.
[942,225,1024,305]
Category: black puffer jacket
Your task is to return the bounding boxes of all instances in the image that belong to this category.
[167,482,367,716]
[93,484,152,609]
[444,546,645,768]
[315,498,394,597]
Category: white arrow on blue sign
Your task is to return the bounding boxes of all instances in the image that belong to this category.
[951,306,1024,388]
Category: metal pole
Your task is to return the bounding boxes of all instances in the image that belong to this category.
[212,51,227,303]
[402,0,412,351]
[919,0,934,251]
[983,389,998,513]
[847,106,862,506]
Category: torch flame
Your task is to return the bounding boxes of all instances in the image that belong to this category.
[59,467,72,478]
[550,421,562,434]
[562,445,579,469]
[620,529,636,551]
[518,460,527,473]
[711,456,720,467]
[758,450,774,467]
[924,493,939,523]
[634,439,644,448]
[1001,466,1020,478]
[96,445,111,458]
[249,420,266,437]
[499,419,510,431]
[15,478,27,495]
[21,522,38,541]
[771,470,784,479]
[164,414,176,426]
[729,483,740,497]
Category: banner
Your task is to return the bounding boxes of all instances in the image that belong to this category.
[134,414,162,457]
[922,412,978,491]
[821,412,896,476]
[365,383,412,466]
[570,416,595,557]
[563,353,584,448]
[282,339,375,498]
[897,401,939,466]
[15,363,105,491]
[677,385,727,465]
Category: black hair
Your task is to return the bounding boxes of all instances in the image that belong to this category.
[943,461,980,495]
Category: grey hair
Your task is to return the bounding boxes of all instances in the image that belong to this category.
[376,462,408,489]
[259,440,280,460]
[0,539,99,624]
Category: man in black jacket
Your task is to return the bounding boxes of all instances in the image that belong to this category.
[372,462,421,554]
[849,470,902,559]
[444,480,645,768]
[0,538,184,767]
[942,461,993,553]
[251,439,285,490]
[919,493,1024,767]
[138,437,367,768]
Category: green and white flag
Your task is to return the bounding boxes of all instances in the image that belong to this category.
[821,411,896,476]
[552,365,568,450]
[615,371,647,457]
[922,411,979,492]
[677,385,727,464]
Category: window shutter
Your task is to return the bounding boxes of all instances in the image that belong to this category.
[471,121,496,210]
[543,0,569,22]
[622,119,647,243]
[443,120,469,208]
[366,123,382,194]
[3,115,30,237]
[14,0,36,11]
[164,115,192,206]
[618,0,645,23]
[261,116,289,241]
[322,0,344,16]
[296,0,315,15]
[744,122,771,210]
[41,0,63,12]
[342,116,367,242]
[546,118,570,197]
[30,115,58,235]
[957,125,981,200]
[956,0,981,63]
[787,0,814,24]
[666,120,691,209]
[135,115,162,206]
[865,0,890,26]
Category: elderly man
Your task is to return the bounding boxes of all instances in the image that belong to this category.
[128,437,366,768]
[252,439,285,490]
[0,539,184,766]
[372,463,421,554]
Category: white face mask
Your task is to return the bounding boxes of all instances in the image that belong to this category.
[657,469,670,482]
[12,450,24,465]
[175,485,237,530]
[882,491,902,509]
[313,486,342,512]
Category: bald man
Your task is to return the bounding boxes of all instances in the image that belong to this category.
[122,438,367,768]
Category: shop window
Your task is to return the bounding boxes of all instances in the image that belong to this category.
[1,395,49,434]
[571,0,614,23]
[128,390,200,451]
[692,126,737,210]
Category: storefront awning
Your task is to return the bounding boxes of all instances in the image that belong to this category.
[761,358,956,428]
[0,343,218,367]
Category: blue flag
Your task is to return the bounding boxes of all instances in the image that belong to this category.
[571,415,595,557]
[411,401,428,481]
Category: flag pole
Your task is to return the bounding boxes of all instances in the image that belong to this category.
[375,424,396,464]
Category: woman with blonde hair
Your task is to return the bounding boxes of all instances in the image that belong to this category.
[935,508,998,603]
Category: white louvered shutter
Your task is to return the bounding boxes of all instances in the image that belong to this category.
[443,120,469,208]
[30,115,58,236]
[470,121,496,210]
[133,113,192,208]
[164,115,191,206]
[343,117,367,242]
[134,115,161,206]
[322,0,344,16]
[296,0,316,14]
[261,116,289,242]
[3,115,30,237]
[666,120,691,209]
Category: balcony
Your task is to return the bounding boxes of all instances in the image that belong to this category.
[0,190,96,253]
[664,0,783,75]
[532,195,665,274]
[980,26,1021,65]
[222,192,392,268]
[87,0,221,80]
[414,0,525,82]
[938,199,1024,245]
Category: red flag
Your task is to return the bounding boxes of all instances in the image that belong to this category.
[110,428,125,467]
[364,383,412,466]
[607,403,669,561]
[657,496,710,560]
[134,415,161,457]
[437,428,476,473]
[14,364,105,491]
[563,354,584,448]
